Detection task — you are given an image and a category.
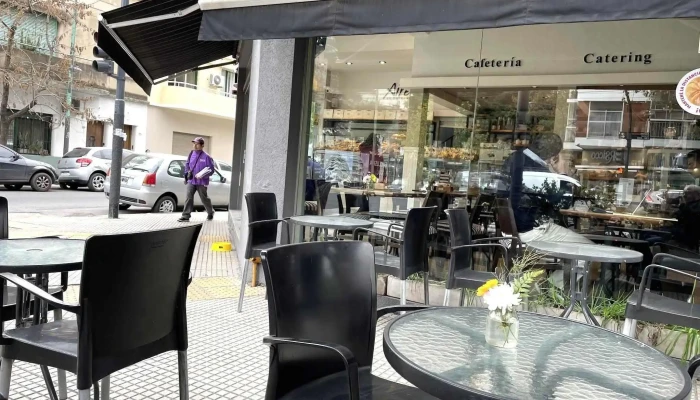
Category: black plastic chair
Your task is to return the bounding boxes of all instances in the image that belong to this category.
[304,181,332,216]
[260,241,434,400]
[354,207,435,305]
[443,209,508,306]
[0,224,202,400]
[0,197,7,240]
[239,193,288,313]
[623,253,700,338]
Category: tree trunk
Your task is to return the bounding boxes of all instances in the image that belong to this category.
[0,21,17,146]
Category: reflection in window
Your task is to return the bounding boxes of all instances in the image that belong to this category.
[587,102,623,138]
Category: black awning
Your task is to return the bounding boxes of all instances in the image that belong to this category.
[198,0,700,41]
[97,0,237,94]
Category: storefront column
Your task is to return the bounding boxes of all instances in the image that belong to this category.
[401,89,430,206]
[237,39,297,270]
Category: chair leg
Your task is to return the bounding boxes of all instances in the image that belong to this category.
[443,288,451,306]
[78,389,90,400]
[237,259,250,313]
[178,351,189,400]
[459,288,466,307]
[100,375,110,400]
[423,273,430,305]
[400,280,407,305]
[53,309,68,400]
[622,318,637,337]
[0,358,12,400]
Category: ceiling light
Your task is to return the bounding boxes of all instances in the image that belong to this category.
[346,62,353,65]
[379,61,387,65]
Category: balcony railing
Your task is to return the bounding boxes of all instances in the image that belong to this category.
[167,80,198,89]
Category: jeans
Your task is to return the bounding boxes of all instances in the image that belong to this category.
[182,184,213,219]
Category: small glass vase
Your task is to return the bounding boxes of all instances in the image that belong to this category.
[484,309,519,348]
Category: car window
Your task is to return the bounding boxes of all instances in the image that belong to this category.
[94,150,110,160]
[124,155,163,173]
[0,147,15,158]
[219,162,232,172]
[64,148,90,158]
[167,161,185,178]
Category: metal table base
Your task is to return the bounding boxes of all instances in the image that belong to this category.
[560,260,599,326]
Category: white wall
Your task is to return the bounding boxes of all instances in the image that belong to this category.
[83,96,149,152]
[145,106,235,162]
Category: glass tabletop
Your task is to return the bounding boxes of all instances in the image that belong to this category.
[385,307,689,400]
[0,238,84,273]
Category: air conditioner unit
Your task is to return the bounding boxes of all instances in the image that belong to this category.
[209,74,223,87]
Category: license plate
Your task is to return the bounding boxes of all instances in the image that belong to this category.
[61,171,69,175]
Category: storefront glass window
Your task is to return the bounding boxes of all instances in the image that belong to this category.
[305,19,700,256]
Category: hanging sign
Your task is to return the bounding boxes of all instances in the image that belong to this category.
[677,68,700,115]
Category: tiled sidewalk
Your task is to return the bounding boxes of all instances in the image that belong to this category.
[5,213,401,399]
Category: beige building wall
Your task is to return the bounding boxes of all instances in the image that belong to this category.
[145,107,235,162]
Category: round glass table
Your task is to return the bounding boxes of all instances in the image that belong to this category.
[0,238,85,273]
[384,307,690,400]
[289,215,374,241]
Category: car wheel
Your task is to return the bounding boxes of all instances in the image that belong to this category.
[3,184,23,191]
[88,173,106,192]
[118,204,131,210]
[153,195,176,213]
[30,172,52,192]
[59,183,69,190]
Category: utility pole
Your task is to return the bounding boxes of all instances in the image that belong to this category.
[93,0,128,218]
[62,3,77,155]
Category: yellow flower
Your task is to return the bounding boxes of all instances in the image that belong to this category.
[477,279,499,297]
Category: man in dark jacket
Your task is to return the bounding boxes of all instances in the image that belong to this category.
[178,137,216,222]
[670,185,700,251]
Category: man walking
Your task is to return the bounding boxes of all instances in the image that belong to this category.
[178,137,216,222]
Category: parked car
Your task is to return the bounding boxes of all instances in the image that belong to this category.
[0,145,58,192]
[104,153,229,212]
[642,169,697,213]
[57,147,135,192]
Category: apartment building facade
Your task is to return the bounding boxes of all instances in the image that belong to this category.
[1,0,235,161]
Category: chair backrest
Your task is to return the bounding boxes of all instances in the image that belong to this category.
[0,197,7,240]
[422,191,447,219]
[445,208,472,247]
[316,181,333,214]
[261,241,377,399]
[245,192,279,222]
[470,193,495,224]
[495,197,520,238]
[77,224,202,388]
[654,253,700,274]
[401,206,436,278]
[245,193,280,256]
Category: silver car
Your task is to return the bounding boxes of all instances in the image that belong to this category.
[104,153,230,213]
[58,147,134,192]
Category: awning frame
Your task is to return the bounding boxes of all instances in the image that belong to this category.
[106,3,201,29]
[98,19,155,86]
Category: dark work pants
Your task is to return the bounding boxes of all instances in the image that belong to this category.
[182,184,213,219]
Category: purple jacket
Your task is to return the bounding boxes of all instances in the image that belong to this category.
[185,150,215,186]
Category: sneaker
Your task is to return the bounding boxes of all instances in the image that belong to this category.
[207,213,214,221]
[178,217,190,222]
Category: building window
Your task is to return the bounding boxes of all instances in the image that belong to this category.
[167,71,198,89]
[223,69,238,97]
[587,102,623,138]
[9,112,52,155]
[0,11,58,55]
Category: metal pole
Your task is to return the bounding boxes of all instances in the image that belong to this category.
[108,0,129,219]
[62,4,77,155]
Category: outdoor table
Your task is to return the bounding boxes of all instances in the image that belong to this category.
[560,209,676,229]
[368,211,407,221]
[383,307,691,400]
[527,241,642,326]
[289,215,373,242]
[0,238,84,400]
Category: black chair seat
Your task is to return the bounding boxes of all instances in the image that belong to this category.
[453,269,495,290]
[3,319,77,373]
[280,368,437,400]
[626,291,700,330]
[374,251,401,275]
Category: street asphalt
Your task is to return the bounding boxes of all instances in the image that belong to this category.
[0,185,150,216]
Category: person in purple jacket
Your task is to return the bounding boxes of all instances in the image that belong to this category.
[178,137,216,222]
